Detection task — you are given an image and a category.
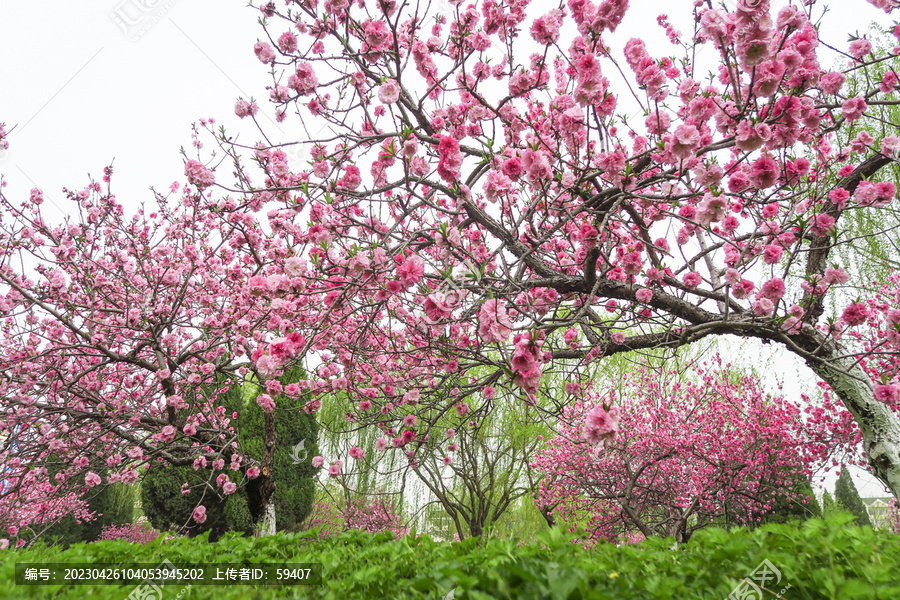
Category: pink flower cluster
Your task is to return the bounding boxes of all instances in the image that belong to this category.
[510,332,546,396]
[184,160,215,189]
[582,404,621,449]
[98,522,160,544]
[478,299,512,343]
[252,332,306,379]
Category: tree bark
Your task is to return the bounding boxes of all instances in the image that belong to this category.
[254,410,278,537]
[807,349,900,499]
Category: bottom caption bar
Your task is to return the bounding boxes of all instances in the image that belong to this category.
[15,562,322,585]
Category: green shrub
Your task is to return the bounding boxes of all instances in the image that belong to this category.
[140,368,319,538]
[140,463,232,539]
[2,514,899,599]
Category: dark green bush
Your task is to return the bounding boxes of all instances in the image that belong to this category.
[140,368,319,537]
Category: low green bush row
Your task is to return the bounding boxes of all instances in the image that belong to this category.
[1,513,898,599]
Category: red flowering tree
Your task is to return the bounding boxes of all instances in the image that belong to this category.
[216,0,900,497]
[5,0,900,541]
[533,358,860,543]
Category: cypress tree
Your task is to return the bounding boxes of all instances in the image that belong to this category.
[141,368,319,538]
[834,469,872,527]
[759,474,822,525]
[822,491,837,516]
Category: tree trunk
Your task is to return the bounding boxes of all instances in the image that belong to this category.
[807,348,900,499]
[254,410,278,537]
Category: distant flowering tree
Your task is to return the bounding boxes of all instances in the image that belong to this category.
[97,521,159,545]
[5,0,900,542]
[533,359,860,543]
[304,496,407,538]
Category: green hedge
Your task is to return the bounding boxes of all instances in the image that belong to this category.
[1,513,898,599]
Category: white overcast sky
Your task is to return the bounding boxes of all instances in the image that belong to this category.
[0,0,894,497]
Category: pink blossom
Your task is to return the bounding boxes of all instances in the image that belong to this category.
[437,136,463,183]
[278,31,298,54]
[531,11,563,45]
[855,181,897,207]
[823,267,850,285]
[184,160,215,189]
[810,213,836,236]
[634,288,652,303]
[193,505,207,524]
[254,41,276,64]
[247,466,261,479]
[842,97,868,122]
[234,99,259,118]
[582,405,621,449]
[758,278,786,300]
[483,170,514,203]
[501,157,524,180]
[478,299,513,343]
[223,481,237,495]
[683,272,702,288]
[349,446,365,460]
[338,165,362,190]
[880,71,899,94]
[364,19,391,50]
[763,244,783,264]
[696,194,728,226]
[881,135,900,158]
[328,463,342,478]
[611,332,626,344]
[256,393,276,412]
[874,384,898,403]
[849,38,873,60]
[483,386,496,400]
[668,124,701,160]
[311,456,325,468]
[85,471,102,487]
[376,437,389,451]
[403,414,417,427]
[423,292,454,322]
[156,425,176,443]
[289,62,318,95]
[397,256,424,288]
[378,80,400,104]
[753,298,775,316]
[819,71,846,95]
[841,302,870,326]
[749,155,779,189]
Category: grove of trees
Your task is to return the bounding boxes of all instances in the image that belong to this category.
[2,0,900,542]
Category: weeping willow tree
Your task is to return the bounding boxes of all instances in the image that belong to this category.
[312,388,410,531]
[830,23,900,290]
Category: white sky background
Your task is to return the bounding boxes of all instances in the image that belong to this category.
[0,0,895,498]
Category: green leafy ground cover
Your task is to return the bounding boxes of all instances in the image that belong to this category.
[1,514,898,599]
